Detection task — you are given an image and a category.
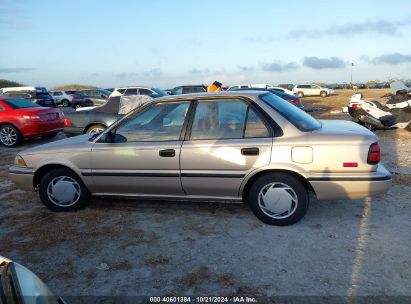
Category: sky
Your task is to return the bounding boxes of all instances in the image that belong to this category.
[1,0,411,89]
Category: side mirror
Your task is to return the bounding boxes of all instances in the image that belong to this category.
[105,131,113,143]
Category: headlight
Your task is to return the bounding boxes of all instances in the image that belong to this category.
[14,155,27,167]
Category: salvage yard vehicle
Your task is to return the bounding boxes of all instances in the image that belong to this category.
[231,88,304,109]
[348,80,411,131]
[0,98,64,147]
[109,86,167,98]
[292,84,334,97]
[64,95,153,136]
[0,256,65,303]
[49,90,75,107]
[9,92,391,226]
[0,86,56,107]
[169,85,207,95]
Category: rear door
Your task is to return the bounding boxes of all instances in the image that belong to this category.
[180,98,273,197]
[89,100,192,195]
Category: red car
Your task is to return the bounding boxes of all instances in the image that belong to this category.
[0,98,65,147]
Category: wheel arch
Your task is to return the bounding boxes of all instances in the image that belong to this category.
[33,163,87,190]
[84,122,107,134]
[241,169,315,202]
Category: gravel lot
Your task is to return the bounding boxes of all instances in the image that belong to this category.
[0,94,410,302]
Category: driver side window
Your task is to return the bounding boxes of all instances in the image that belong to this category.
[116,101,190,142]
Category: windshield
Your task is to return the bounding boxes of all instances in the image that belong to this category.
[261,93,321,132]
[151,88,167,97]
[4,99,39,109]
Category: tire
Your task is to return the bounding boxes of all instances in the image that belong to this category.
[320,91,328,97]
[62,100,70,107]
[41,133,58,139]
[74,104,82,109]
[86,124,106,134]
[0,124,23,147]
[297,91,304,98]
[248,173,309,226]
[39,168,90,212]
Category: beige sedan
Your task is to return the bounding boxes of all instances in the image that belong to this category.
[9,92,391,225]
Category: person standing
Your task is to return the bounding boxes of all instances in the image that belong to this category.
[207,81,222,92]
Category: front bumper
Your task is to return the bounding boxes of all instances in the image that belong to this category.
[308,165,392,200]
[9,166,35,191]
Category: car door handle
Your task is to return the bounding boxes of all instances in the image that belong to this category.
[159,149,175,157]
[241,147,259,156]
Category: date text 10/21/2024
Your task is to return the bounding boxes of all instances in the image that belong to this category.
[149,296,257,303]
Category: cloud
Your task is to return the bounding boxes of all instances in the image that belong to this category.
[302,56,346,69]
[290,19,411,38]
[188,68,210,75]
[261,61,298,72]
[0,67,36,73]
[114,68,162,79]
[237,65,254,72]
[360,53,411,65]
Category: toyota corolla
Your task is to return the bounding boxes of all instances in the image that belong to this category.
[9,92,391,225]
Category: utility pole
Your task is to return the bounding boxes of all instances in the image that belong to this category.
[351,62,354,88]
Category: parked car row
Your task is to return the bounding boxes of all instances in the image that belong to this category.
[50,89,111,108]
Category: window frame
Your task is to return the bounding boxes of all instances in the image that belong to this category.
[184,97,277,141]
[108,100,195,143]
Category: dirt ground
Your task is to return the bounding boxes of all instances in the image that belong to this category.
[0,90,410,301]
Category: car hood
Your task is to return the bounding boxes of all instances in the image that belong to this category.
[314,120,378,142]
[21,134,93,155]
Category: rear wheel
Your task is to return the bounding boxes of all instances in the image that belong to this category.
[320,91,328,97]
[62,100,70,107]
[297,91,304,98]
[39,168,89,211]
[86,124,106,134]
[248,173,309,226]
[0,124,22,147]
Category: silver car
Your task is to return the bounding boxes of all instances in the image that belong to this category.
[9,92,391,226]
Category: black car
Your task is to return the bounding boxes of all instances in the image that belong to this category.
[0,91,56,107]
[169,85,207,95]
[70,89,111,109]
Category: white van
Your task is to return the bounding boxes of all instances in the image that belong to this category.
[0,86,48,95]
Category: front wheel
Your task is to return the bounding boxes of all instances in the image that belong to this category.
[62,100,70,107]
[297,92,304,98]
[0,124,22,147]
[39,168,90,211]
[248,173,309,226]
[320,91,328,97]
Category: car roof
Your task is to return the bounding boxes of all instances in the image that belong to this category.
[154,91,266,102]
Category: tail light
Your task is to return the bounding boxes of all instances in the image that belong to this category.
[291,98,300,105]
[367,143,380,164]
[64,118,71,127]
[350,103,361,109]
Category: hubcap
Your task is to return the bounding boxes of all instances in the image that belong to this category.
[88,126,105,134]
[0,127,17,146]
[258,182,298,219]
[47,176,81,207]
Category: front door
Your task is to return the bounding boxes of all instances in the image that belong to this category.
[180,98,273,198]
[89,100,191,196]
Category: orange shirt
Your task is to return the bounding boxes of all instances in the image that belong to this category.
[207,85,221,92]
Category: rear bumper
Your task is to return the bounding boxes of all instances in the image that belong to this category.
[308,165,392,200]
[9,166,35,191]
[22,121,64,138]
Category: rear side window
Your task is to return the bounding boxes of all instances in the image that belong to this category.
[261,93,321,132]
[139,88,153,95]
[190,99,269,140]
[124,88,137,95]
[117,89,126,94]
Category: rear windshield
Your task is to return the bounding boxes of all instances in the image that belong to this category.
[261,93,321,132]
[4,99,39,109]
[36,92,53,99]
